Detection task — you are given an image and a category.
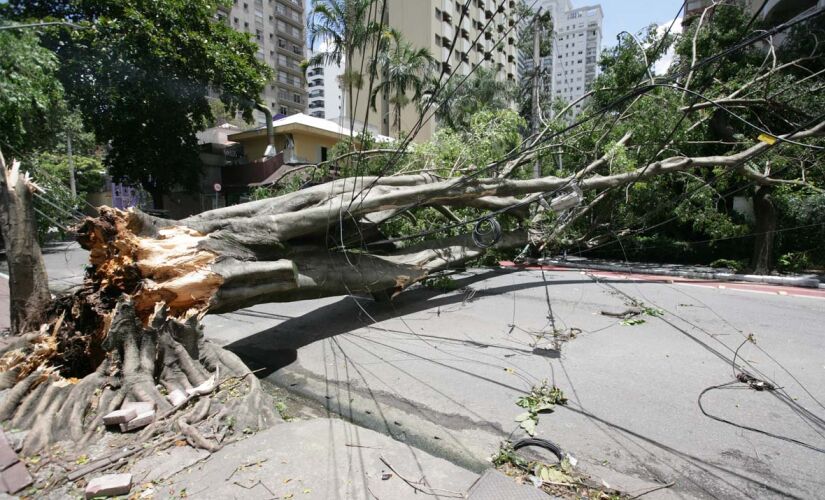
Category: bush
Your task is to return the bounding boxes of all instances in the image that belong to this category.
[777,252,812,273]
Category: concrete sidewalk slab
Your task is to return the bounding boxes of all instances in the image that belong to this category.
[152,418,478,500]
[204,268,825,499]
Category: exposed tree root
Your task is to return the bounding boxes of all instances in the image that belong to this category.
[0,297,276,455]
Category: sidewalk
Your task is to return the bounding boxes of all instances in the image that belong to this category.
[136,418,480,500]
[528,257,824,289]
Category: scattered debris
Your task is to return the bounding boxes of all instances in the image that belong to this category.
[85,473,132,499]
[620,318,646,326]
[0,430,33,494]
[167,389,188,406]
[491,441,626,499]
[379,456,464,498]
[514,381,567,436]
[600,307,643,319]
[120,409,156,432]
[102,408,138,426]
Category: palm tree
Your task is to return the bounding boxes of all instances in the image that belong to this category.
[431,67,517,131]
[305,0,379,134]
[370,29,437,138]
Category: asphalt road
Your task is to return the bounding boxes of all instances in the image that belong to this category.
[10,243,825,499]
[207,268,825,499]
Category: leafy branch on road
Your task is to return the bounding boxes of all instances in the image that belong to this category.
[515,381,567,436]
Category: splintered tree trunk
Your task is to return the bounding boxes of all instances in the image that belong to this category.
[0,153,51,334]
[751,185,777,274]
[1,120,819,453]
[0,174,527,454]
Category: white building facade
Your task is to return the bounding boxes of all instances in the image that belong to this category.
[306,51,344,121]
[520,0,603,117]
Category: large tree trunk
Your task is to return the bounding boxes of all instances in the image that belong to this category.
[0,119,819,454]
[751,185,777,274]
[0,153,51,334]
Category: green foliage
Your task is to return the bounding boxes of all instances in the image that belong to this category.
[33,152,105,196]
[490,441,529,469]
[620,318,645,326]
[431,67,517,131]
[421,275,459,291]
[370,29,437,137]
[249,173,308,200]
[777,252,812,273]
[5,0,271,206]
[515,381,566,436]
[0,30,65,156]
[709,258,747,272]
[415,108,526,177]
[307,0,382,125]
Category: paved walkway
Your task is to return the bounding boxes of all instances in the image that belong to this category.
[143,418,480,500]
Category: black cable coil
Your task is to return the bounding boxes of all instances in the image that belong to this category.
[472,216,502,248]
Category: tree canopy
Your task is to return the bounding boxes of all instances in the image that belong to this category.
[3,0,272,208]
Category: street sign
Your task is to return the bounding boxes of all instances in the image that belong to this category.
[213,183,222,192]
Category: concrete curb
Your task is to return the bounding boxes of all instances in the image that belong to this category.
[537,259,822,289]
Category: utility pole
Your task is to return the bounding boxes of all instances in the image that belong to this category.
[67,130,77,198]
[531,9,542,179]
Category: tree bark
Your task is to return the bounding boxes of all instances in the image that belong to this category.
[751,185,777,274]
[0,151,51,334]
[0,118,820,453]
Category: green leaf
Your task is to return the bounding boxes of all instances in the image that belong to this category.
[519,418,537,436]
[514,412,532,422]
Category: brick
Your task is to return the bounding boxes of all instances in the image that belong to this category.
[85,473,132,499]
[102,407,138,426]
[121,401,155,413]
[167,389,187,407]
[119,410,155,432]
[1,461,32,494]
[0,432,18,470]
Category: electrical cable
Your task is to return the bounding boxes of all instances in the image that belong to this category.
[512,437,565,463]
[586,275,825,453]
[471,216,502,248]
[570,109,825,257]
[349,0,824,243]
[698,382,825,454]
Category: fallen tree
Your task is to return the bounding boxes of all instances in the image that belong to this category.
[0,114,822,454]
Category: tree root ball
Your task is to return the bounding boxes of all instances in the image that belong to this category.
[0,297,277,455]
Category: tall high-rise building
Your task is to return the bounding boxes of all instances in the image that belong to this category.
[520,0,603,118]
[685,0,821,25]
[217,0,307,124]
[306,48,345,121]
[348,0,520,141]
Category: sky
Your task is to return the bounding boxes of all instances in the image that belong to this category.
[303,0,686,72]
[592,0,685,47]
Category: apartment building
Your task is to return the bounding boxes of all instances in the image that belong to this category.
[217,0,307,123]
[306,49,344,121]
[519,0,603,118]
[349,0,520,141]
[685,0,821,25]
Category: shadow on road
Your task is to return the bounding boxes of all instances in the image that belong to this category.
[225,269,650,376]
